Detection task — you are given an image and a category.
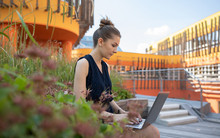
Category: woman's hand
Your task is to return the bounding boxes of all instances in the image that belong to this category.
[127,112,142,125]
[113,113,142,125]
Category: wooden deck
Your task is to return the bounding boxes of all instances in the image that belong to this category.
[153,121,220,138]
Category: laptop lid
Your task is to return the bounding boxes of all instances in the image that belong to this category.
[143,92,169,128]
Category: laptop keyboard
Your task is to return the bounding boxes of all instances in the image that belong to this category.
[126,119,146,129]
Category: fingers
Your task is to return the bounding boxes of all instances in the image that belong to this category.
[138,114,142,122]
[130,118,139,124]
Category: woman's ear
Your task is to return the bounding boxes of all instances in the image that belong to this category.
[98,38,104,47]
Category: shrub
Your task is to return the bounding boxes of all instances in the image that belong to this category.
[110,71,135,101]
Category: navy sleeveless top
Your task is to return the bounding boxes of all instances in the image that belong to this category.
[77,54,112,102]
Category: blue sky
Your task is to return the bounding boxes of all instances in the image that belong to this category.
[85,0,220,53]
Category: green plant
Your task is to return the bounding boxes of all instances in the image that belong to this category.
[0,62,122,138]
[110,71,135,101]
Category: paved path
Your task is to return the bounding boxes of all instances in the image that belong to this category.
[153,121,220,138]
[136,94,220,138]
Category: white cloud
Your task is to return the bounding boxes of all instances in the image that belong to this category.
[145,25,170,37]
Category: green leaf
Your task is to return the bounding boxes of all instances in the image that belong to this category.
[0,32,10,40]
[14,75,27,91]
[63,94,75,104]
[56,82,67,88]
[16,10,38,45]
[100,123,108,133]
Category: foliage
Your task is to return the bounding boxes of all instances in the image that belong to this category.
[0,62,122,138]
[0,10,137,137]
[110,71,135,101]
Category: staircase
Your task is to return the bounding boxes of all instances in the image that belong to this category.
[149,103,198,126]
[189,80,220,94]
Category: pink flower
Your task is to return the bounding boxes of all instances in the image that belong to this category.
[73,122,96,137]
[62,107,76,117]
[14,53,27,59]
[42,60,56,70]
[91,104,104,113]
[31,73,44,82]
[25,46,50,59]
[37,105,52,117]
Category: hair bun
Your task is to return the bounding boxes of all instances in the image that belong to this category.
[99,17,114,28]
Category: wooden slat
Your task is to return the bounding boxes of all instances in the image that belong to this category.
[210,18,213,54]
[195,25,199,57]
[23,0,28,8]
[201,22,206,56]
[218,16,220,52]
[45,0,50,11]
[137,57,139,89]
[55,0,60,13]
[173,36,175,55]
[205,21,209,55]
[191,27,194,58]
[187,29,190,58]
[147,58,150,89]
[199,23,203,56]
[182,31,186,59]
[144,58,147,89]
[214,17,217,52]
[36,0,39,9]
[140,57,143,89]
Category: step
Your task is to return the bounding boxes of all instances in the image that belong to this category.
[148,103,180,111]
[157,116,198,126]
[159,110,189,119]
[161,104,180,111]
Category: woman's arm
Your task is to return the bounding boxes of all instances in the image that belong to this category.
[110,100,127,114]
[73,58,89,101]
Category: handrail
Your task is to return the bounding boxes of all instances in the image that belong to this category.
[183,69,204,118]
[121,68,204,118]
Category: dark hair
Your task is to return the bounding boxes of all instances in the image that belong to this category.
[93,18,121,47]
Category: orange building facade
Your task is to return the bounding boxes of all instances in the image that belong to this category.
[0,0,94,61]
[72,12,220,113]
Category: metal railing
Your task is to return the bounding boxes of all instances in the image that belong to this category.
[119,68,204,118]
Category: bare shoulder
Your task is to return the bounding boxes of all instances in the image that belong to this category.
[75,58,89,75]
[76,58,89,67]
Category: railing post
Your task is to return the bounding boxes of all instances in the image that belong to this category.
[199,80,204,118]
[158,70,163,92]
[131,67,135,94]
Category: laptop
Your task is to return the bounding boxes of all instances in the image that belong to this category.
[126,92,169,129]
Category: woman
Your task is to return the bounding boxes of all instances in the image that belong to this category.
[74,18,160,138]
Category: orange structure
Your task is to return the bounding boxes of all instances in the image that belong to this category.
[146,11,220,113]
[0,0,94,61]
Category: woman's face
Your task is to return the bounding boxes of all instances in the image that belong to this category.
[98,34,120,59]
